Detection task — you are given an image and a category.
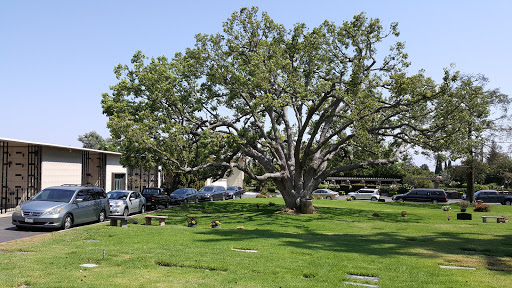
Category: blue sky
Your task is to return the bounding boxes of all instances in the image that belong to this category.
[1,0,511,168]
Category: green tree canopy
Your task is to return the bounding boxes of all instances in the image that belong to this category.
[77,131,112,150]
[102,7,507,212]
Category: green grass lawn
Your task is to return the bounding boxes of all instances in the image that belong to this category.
[1,199,511,288]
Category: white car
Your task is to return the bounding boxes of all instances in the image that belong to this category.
[107,190,146,216]
[347,189,380,201]
[312,189,339,200]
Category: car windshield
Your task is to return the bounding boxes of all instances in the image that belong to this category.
[200,187,214,192]
[173,189,188,195]
[227,187,237,191]
[108,191,129,200]
[31,188,75,203]
[142,188,159,195]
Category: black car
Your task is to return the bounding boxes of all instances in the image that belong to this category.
[226,186,244,199]
[170,188,198,204]
[197,186,227,201]
[392,188,448,203]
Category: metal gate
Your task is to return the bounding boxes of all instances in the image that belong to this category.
[1,141,9,213]
[0,142,41,214]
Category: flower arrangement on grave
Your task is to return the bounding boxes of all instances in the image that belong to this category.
[459,200,470,212]
[446,215,451,221]
[401,211,407,217]
[210,220,221,228]
[473,203,491,212]
[188,217,197,227]
[442,206,451,211]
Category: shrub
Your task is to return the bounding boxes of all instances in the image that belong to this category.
[473,203,491,212]
[474,184,490,191]
[398,186,409,194]
[317,184,328,189]
[350,184,366,192]
[412,180,434,188]
[328,184,340,190]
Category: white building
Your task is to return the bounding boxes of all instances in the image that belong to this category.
[0,137,127,214]
[204,165,245,188]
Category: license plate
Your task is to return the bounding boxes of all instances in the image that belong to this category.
[25,218,34,223]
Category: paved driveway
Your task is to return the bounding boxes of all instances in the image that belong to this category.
[0,213,49,244]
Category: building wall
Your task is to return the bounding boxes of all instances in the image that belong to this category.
[206,167,245,188]
[106,154,127,191]
[41,147,82,189]
[227,167,244,187]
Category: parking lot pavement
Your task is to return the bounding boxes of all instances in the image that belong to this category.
[0,213,50,244]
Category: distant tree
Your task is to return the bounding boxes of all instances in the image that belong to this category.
[420,164,430,171]
[485,141,512,187]
[78,131,106,149]
[434,154,445,175]
[435,74,509,202]
[78,131,115,151]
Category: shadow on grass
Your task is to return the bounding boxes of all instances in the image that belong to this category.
[152,200,512,271]
[195,228,512,271]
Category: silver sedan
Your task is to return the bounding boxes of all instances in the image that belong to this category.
[107,190,146,216]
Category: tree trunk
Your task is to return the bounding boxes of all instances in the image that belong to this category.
[275,180,316,214]
[466,159,475,203]
[298,198,315,214]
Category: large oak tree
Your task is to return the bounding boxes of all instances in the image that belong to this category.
[102,7,505,212]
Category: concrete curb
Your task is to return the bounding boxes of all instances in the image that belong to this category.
[0,212,13,218]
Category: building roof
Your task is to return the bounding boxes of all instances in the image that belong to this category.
[0,137,121,155]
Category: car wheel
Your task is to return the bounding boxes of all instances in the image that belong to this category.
[326,196,332,200]
[351,196,356,200]
[432,199,438,204]
[62,214,73,230]
[505,200,511,205]
[98,210,106,222]
[395,199,404,203]
[140,205,145,214]
[123,208,129,217]
[371,197,377,201]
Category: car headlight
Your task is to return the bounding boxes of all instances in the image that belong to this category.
[14,205,22,214]
[43,207,63,216]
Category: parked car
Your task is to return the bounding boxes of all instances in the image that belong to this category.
[226,186,244,199]
[347,189,380,201]
[12,185,110,230]
[197,186,227,201]
[312,189,339,200]
[107,190,146,216]
[392,188,448,203]
[170,188,198,204]
[141,187,170,210]
[473,190,512,205]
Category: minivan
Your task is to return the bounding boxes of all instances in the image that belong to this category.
[392,188,447,203]
[12,185,110,230]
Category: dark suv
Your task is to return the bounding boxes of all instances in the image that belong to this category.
[392,188,448,203]
[12,185,110,230]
